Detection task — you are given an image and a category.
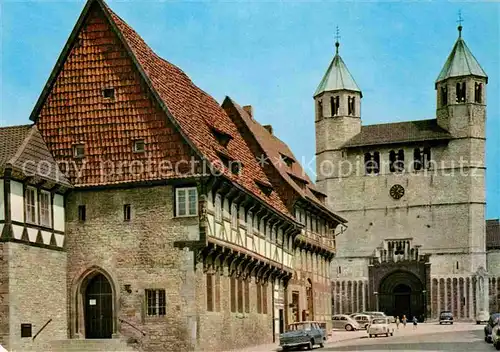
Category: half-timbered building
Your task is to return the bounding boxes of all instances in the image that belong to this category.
[0,125,71,351]
[0,0,346,351]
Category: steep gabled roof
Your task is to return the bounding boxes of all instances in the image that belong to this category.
[0,125,71,186]
[314,47,361,97]
[343,119,452,149]
[436,31,487,84]
[224,97,347,224]
[29,0,291,217]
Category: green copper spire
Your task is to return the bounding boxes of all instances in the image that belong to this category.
[314,36,362,97]
[436,23,487,83]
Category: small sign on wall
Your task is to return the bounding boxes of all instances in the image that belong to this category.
[89,299,97,306]
[21,324,32,338]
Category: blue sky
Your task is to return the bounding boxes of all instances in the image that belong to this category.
[1,0,499,218]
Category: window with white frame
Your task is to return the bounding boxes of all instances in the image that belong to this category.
[40,191,51,227]
[25,187,37,224]
[145,289,166,316]
[215,194,222,222]
[176,187,198,217]
[231,203,238,228]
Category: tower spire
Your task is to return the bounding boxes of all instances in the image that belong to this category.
[335,26,340,54]
[457,10,464,38]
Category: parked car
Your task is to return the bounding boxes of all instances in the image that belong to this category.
[362,311,386,317]
[367,317,394,338]
[352,314,371,329]
[492,323,500,350]
[279,321,326,350]
[362,311,395,323]
[484,313,500,343]
[439,311,454,325]
[332,314,360,331]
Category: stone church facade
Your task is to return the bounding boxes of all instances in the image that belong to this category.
[0,0,345,351]
[315,26,496,322]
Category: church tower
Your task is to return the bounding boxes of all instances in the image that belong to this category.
[315,38,362,185]
[435,21,489,315]
[435,22,488,138]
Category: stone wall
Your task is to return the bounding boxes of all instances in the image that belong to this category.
[65,185,198,351]
[6,242,67,351]
[65,184,284,351]
[196,269,273,351]
[0,243,8,349]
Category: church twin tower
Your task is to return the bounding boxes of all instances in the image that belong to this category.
[314,23,491,321]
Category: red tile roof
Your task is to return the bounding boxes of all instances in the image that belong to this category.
[30,0,291,218]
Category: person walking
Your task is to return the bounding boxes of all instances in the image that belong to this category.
[412,316,418,329]
[395,316,400,329]
[402,315,407,328]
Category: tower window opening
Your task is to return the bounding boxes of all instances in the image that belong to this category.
[413,148,422,171]
[389,149,405,173]
[413,147,431,171]
[456,82,466,103]
[348,96,355,116]
[330,96,340,116]
[423,147,431,169]
[441,86,448,106]
[317,100,323,119]
[474,83,482,103]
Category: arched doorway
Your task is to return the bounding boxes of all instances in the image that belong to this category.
[379,271,424,320]
[84,273,113,338]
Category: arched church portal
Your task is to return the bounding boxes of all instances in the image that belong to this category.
[378,271,425,320]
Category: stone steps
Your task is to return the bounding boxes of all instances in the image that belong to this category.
[48,338,137,351]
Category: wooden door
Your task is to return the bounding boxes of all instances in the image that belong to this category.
[85,273,113,339]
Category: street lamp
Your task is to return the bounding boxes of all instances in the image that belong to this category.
[374,291,379,311]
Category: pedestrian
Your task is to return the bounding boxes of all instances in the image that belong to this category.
[412,316,418,330]
[395,316,400,329]
[402,315,407,328]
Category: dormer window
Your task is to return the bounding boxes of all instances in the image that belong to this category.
[348,96,355,116]
[330,96,339,116]
[441,86,448,106]
[317,100,323,119]
[102,88,115,100]
[475,83,482,103]
[256,180,273,196]
[133,139,145,153]
[216,151,240,174]
[212,128,232,148]
[73,144,85,158]
[456,82,466,103]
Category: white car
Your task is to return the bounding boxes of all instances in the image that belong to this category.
[367,317,394,338]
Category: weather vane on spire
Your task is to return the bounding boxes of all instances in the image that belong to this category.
[457,10,464,37]
[335,26,341,54]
